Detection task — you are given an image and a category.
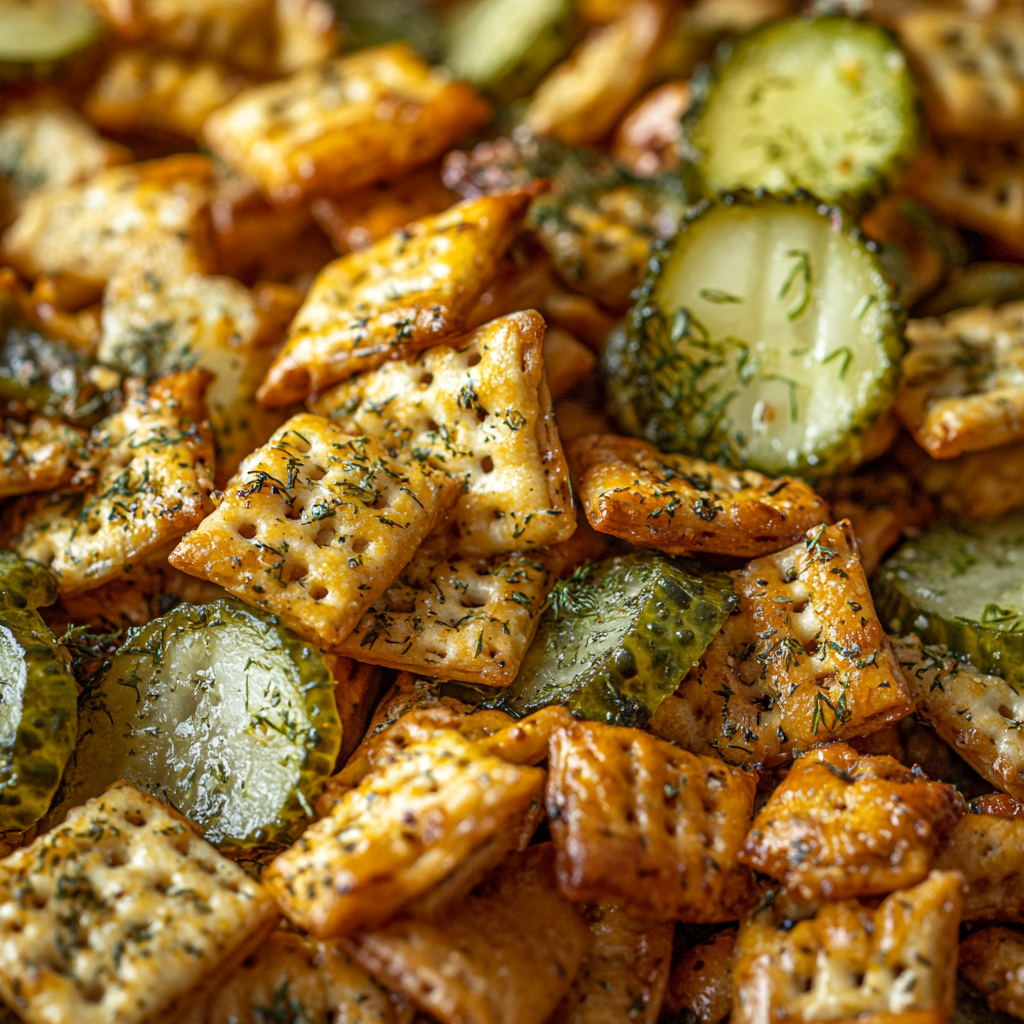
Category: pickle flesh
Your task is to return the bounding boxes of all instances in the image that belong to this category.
[0,550,57,611]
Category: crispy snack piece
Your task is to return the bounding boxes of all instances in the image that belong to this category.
[323,656,383,766]
[959,927,1024,1020]
[2,154,216,287]
[649,522,914,768]
[543,327,597,402]
[85,49,249,139]
[204,44,492,206]
[662,929,737,1024]
[546,720,756,921]
[347,844,591,1024]
[893,634,1024,802]
[333,549,553,686]
[312,311,575,556]
[0,416,89,498]
[10,371,215,595]
[259,191,532,404]
[738,741,964,901]
[547,905,673,1024]
[612,80,690,177]
[0,782,277,1024]
[169,413,458,650]
[569,434,829,557]
[732,871,963,1024]
[265,726,546,937]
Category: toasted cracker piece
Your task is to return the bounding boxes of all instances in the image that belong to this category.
[2,154,216,287]
[100,267,298,485]
[169,413,458,650]
[312,311,575,556]
[0,782,277,1024]
[732,871,962,1024]
[649,521,914,769]
[333,548,553,686]
[897,301,1024,458]
[612,80,690,177]
[662,929,736,1024]
[323,656,383,766]
[347,843,591,1024]
[260,191,532,405]
[959,927,1024,1020]
[546,720,756,921]
[551,398,615,443]
[265,726,546,937]
[970,793,1024,819]
[0,416,89,498]
[548,905,673,1024]
[543,327,597,402]
[10,371,215,595]
[570,434,829,558]
[85,49,249,139]
[893,634,1024,802]
[739,741,964,901]
[542,290,617,351]
[895,9,1024,139]
[204,44,491,206]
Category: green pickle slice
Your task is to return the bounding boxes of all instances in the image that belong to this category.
[0,550,58,611]
[501,552,737,726]
[0,0,101,67]
[875,514,1024,687]
[54,600,341,849]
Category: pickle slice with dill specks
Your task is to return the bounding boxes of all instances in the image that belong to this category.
[875,514,1024,688]
[0,608,77,831]
[604,195,902,478]
[686,16,919,206]
[501,552,737,726]
[53,600,341,849]
[0,550,57,611]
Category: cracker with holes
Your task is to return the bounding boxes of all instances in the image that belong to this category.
[204,44,491,206]
[265,725,546,936]
[169,413,458,650]
[260,190,533,405]
[896,301,1024,458]
[311,311,575,557]
[649,522,914,769]
[546,720,756,922]
[959,927,1024,1019]
[0,782,277,1024]
[569,434,829,558]
[739,742,964,901]
[10,371,215,595]
[0,416,90,498]
[732,871,962,1024]
[2,154,216,287]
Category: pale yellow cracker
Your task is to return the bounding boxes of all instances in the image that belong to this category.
[959,927,1024,1020]
[204,43,491,205]
[650,521,914,768]
[0,416,90,498]
[10,371,215,595]
[0,782,277,1024]
[169,413,458,650]
[311,311,576,557]
[259,190,532,405]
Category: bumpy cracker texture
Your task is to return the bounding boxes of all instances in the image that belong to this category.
[312,311,575,556]
[265,727,546,937]
[662,929,737,1024]
[739,742,964,901]
[11,371,215,595]
[958,926,1024,1020]
[732,872,963,1024]
[0,417,89,498]
[0,783,277,1024]
[650,522,914,768]
[260,190,533,405]
[569,434,829,557]
[169,413,458,650]
[204,43,491,205]
[546,720,756,922]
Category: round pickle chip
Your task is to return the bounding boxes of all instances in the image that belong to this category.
[0,0,101,65]
[55,600,341,850]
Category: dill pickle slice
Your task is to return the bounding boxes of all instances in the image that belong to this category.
[51,600,341,849]
[501,552,736,726]
[0,608,77,831]
[0,0,100,66]
[686,16,919,206]
[875,514,1024,687]
[0,551,57,611]
[604,195,902,477]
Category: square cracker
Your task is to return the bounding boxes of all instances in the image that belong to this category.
[311,310,575,557]
[649,521,914,769]
[204,43,491,205]
[0,782,277,1024]
[0,416,89,498]
[10,370,215,595]
[169,412,459,650]
[259,190,534,405]
[959,926,1024,1020]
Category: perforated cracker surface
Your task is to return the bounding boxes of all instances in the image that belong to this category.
[0,416,89,498]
